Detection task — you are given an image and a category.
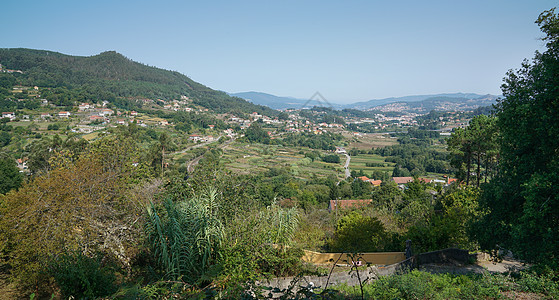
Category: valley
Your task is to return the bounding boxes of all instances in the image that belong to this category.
[0,13,558,297]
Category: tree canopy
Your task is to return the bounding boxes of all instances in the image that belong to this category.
[474,8,559,267]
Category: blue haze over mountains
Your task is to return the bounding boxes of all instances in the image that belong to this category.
[231,91,499,111]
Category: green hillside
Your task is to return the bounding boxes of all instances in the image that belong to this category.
[0,48,276,115]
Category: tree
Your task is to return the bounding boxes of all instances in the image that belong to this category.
[329,212,388,252]
[0,135,147,294]
[245,122,270,144]
[322,154,341,163]
[475,9,559,267]
[448,115,498,186]
[0,158,23,194]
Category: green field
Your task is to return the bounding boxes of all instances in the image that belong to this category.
[349,154,395,174]
[345,132,398,150]
[220,142,345,180]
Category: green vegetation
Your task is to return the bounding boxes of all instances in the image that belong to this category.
[0,8,557,299]
[328,212,388,252]
[282,131,344,150]
[322,153,341,163]
[373,133,451,177]
[474,8,559,268]
[0,157,23,194]
[0,48,277,116]
[145,189,224,283]
[333,270,559,299]
[46,252,117,299]
[447,115,498,186]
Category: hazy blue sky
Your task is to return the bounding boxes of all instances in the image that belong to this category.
[1,0,556,102]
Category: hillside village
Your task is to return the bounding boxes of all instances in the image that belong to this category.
[1,81,475,184]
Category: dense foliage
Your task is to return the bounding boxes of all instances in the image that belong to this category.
[374,135,451,176]
[474,8,559,267]
[334,270,559,299]
[447,115,498,186]
[282,131,343,150]
[0,157,23,193]
[0,133,149,295]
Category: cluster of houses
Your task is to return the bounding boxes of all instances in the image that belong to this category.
[284,118,343,134]
[15,158,28,172]
[357,176,383,187]
[345,113,420,130]
[0,64,23,74]
[188,134,215,142]
[160,98,195,112]
[229,112,282,129]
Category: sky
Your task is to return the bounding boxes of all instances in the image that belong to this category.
[1,0,556,103]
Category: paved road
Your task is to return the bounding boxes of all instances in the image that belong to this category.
[187,155,203,173]
[343,154,351,178]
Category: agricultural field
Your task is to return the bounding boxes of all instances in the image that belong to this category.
[345,132,398,150]
[349,153,395,175]
[221,142,345,180]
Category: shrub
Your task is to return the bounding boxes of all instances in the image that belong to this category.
[322,154,341,164]
[329,212,388,252]
[47,251,117,299]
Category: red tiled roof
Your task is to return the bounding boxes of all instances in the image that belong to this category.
[370,180,382,187]
[417,178,431,183]
[393,177,414,184]
[357,176,370,182]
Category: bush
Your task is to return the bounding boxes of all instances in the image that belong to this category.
[329,212,388,252]
[332,271,559,299]
[47,251,117,299]
[322,154,341,164]
[47,123,59,130]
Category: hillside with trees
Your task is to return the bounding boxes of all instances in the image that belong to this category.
[0,48,276,116]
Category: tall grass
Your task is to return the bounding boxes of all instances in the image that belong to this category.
[144,188,224,283]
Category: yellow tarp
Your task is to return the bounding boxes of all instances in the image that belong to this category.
[302,250,406,265]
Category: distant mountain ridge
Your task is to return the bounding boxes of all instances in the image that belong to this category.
[230,91,341,110]
[371,95,498,113]
[233,91,499,112]
[346,93,497,110]
[0,48,276,115]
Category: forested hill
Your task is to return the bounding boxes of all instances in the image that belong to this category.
[0,48,276,115]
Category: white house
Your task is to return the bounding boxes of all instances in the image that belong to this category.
[58,111,71,118]
[97,108,114,117]
[2,112,15,120]
[78,103,91,111]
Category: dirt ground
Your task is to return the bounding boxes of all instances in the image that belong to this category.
[419,257,528,275]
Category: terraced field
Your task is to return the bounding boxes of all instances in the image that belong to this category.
[221,142,345,180]
[345,132,398,150]
[349,154,395,174]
